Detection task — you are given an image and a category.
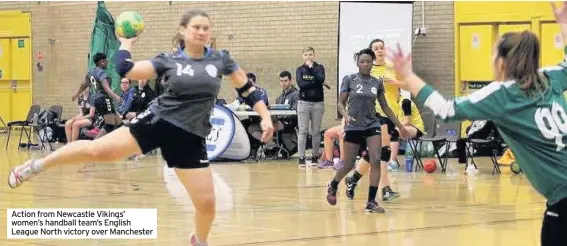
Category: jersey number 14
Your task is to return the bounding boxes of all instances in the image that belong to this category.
[535,102,567,151]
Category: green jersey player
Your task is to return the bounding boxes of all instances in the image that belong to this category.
[387,2,567,245]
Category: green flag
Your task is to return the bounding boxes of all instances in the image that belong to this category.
[88,1,121,94]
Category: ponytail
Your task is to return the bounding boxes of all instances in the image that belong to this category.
[498,31,545,94]
[172,33,185,51]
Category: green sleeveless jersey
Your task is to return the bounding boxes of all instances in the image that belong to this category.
[416,46,567,205]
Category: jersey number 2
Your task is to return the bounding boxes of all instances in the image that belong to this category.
[355,84,363,94]
[535,102,567,151]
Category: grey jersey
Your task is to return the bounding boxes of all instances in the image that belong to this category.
[149,48,238,138]
[85,67,109,103]
[340,73,384,131]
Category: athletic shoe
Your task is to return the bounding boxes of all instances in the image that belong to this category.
[333,159,344,170]
[387,160,400,172]
[8,159,42,188]
[345,176,358,200]
[365,200,385,213]
[298,157,306,168]
[326,182,337,205]
[318,160,334,169]
[190,233,208,246]
[382,186,400,202]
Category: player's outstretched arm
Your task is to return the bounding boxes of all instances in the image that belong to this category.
[386,43,506,123]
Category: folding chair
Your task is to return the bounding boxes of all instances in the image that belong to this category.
[5,105,41,150]
[409,119,461,173]
[466,135,503,175]
[33,105,63,151]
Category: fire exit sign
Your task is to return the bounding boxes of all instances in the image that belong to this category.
[18,40,24,48]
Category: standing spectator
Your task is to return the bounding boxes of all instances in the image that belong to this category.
[296,46,326,167]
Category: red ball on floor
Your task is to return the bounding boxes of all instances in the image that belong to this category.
[424,159,437,173]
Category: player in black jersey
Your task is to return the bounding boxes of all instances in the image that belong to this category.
[71,52,123,139]
[327,48,408,213]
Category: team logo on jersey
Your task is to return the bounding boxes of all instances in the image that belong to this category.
[371,87,377,95]
[205,64,218,78]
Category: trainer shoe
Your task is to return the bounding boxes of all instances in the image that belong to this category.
[311,156,320,166]
[8,159,42,188]
[318,160,334,169]
[345,176,358,200]
[326,182,338,206]
[365,200,386,213]
[298,157,306,168]
[190,234,208,246]
[387,160,400,172]
[382,186,400,202]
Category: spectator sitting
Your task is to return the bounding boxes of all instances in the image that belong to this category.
[65,89,96,143]
[272,71,299,155]
[243,73,269,146]
[319,119,345,169]
[237,73,268,106]
[117,78,135,119]
[125,79,156,121]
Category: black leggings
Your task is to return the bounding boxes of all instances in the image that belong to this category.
[542,198,567,246]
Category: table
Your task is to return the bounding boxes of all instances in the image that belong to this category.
[232,109,297,120]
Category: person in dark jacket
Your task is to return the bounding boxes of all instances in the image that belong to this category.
[125,79,156,121]
[274,71,300,156]
[296,46,326,166]
[275,71,299,131]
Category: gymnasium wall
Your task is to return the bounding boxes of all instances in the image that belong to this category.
[0,1,454,129]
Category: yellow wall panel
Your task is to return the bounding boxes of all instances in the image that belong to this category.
[0,39,12,80]
[0,85,11,122]
[0,12,31,38]
[498,23,531,36]
[541,23,565,67]
[455,2,560,23]
[10,38,30,80]
[11,88,31,121]
[459,25,495,81]
[0,10,32,123]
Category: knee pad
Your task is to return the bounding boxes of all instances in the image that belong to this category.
[390,129,400,142]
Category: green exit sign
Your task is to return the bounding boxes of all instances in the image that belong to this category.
[18,40,24,48]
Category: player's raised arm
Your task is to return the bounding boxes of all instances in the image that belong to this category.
[115,37,157,81]
[386,43,510,123]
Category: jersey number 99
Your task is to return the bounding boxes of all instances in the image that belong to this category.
[535,102,567,151]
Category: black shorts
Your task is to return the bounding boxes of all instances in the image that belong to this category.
[343,127,389,162]
[94,96,116,115]
[128,109,209,169]
[343,127,381,145]
[541,198,567,246]
[414,126,424,139]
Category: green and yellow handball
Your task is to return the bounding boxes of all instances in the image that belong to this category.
[115,11,145,39]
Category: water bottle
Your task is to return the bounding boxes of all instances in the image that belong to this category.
[405,141,414,172]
